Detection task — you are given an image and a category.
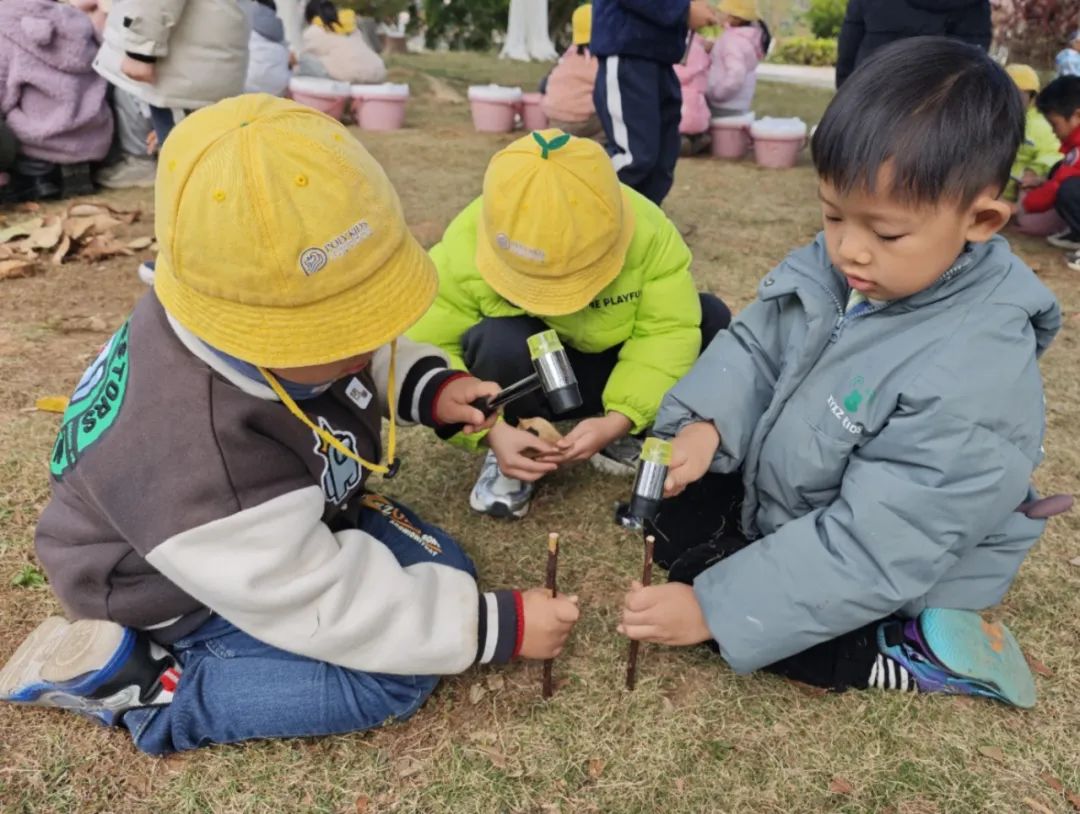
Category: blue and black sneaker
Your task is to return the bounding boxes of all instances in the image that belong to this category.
[0,617,180,725]
[874,608,1036,708]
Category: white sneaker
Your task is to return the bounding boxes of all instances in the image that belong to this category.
[94,156,156,190]
[137,260,155,286]
[1066,250,1080,272]
[469,450,534,519]
[589,435,643,477]
[1047,229,1080,250]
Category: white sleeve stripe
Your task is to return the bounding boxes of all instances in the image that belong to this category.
[480,591,499,664]
[410,367,444,423]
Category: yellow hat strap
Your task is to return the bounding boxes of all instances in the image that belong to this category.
[257,340,399,478]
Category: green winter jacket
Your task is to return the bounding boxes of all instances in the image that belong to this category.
[1006,107,1061,201]
[408,187,702,443]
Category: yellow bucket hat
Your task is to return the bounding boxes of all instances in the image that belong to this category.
[153,94,437,369]
[572,4,592,46]
[1006,64,1040,94]
[476,130,635,317]
[719,0,759,21]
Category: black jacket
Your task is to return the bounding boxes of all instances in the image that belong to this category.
[835,0,992,87]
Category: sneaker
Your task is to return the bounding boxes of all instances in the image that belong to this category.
[59,162,95,198]
[0,617,180,725]
[95,155,156,190]
[1066,250,1080,273]
[469,450,534,519]
[1047,229,1080,249]
[137,259,156,286]
[874,608,1035,708]
[590,435,643,477]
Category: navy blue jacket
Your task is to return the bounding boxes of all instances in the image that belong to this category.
[590,0,690,64]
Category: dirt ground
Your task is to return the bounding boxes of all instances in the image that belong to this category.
[1,54,1078,814]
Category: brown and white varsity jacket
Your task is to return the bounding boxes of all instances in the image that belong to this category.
[35,293,520,674]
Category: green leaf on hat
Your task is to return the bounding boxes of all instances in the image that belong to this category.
[532,131,572,159]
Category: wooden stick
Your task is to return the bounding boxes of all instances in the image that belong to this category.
[542,532,560,699]
[625,533,656,691]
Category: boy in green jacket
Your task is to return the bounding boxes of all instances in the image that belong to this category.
[408,131,729,518]
[1004,64,1061,202]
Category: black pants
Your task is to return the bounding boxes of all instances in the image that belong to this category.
[1054,176,1080,234]
[651,472,883,691]
[461,293,731,423]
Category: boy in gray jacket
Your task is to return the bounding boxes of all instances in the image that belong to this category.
[619,37,1064,707]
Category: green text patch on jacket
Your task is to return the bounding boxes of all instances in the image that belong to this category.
[408,188,702,440]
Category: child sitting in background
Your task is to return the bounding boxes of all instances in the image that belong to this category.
[0,0,114,201]
[541,3,602,141]
[299,0,386,84]
[1019,76,1080,265]
[0,96,578,755]
[1004,64,1060,203]
[1055,29,1080,77]
[623,38,1060,708]
[675,33,712,155]
[245,0,292,97]
[706,0,767,117]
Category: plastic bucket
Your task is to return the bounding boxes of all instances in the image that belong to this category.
[351,83,409,131]
[521,92,549,131]
[468,85,523,133]
[710,113,754,159]
[288,77,350,120]
[750,117,808,169]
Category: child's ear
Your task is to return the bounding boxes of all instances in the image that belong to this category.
[964,192,1012,243]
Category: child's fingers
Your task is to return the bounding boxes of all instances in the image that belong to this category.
[502,455,557,481]
[617,623,665,642]
[624,586,660,613]
[554,599,580,624]
[629,580,643,591]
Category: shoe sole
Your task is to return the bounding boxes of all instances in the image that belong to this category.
[920,609,1036,709]
[588,454,637,477]
[469,490,529,520]
[1047,237,1080,249]
[0,618,127,701]
[0,617,69,699]
[137,263,155,286]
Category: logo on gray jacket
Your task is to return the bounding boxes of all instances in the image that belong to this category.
[312,416,361,504]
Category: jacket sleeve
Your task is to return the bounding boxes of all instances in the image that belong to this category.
[119,0,189,58]
[1026,114,1063,178]
[653,293,786,470]
[601,219,701,432]
[616,0,690,28]
[370,337,465,429]
[1022,175,1062,214]
[707,36,751,105]
[835,0,864,88]
[145,485,521,674]
[692,313,1047,673]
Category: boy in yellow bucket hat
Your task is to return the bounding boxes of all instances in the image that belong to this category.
[409,130,730,519]
[0,95,579,754]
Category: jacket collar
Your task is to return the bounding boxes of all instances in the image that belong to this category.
[1061,124,1080,153]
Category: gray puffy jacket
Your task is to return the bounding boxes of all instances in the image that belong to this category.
[655,234,1060,673]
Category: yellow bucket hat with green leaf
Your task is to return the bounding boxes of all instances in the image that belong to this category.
[476,129,635,317]
[153,94,437,369]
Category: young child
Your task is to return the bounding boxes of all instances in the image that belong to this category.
[0,95,579,755]
[1020,76,1080,264]
[244,0,292,97]
[620,37,1062,707]
[408,131,730,519]
[591,0,719,205]
[674,33,712,155]
[299,0,386,85]
[93,0,249,148]
[706,0,766,118]
[1003,64,1060,203]
[1055,29,1080,78]
[0,0,114,201]
[541,3,602,141]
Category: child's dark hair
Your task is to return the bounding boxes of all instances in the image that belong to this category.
[304,0,338,25]
[811,37,1023,206]
[1036,76,1080,120]
[756,19,771,55]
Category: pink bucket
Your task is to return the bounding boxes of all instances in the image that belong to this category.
[1015,206,1067,236]
[750,117,808,170]
[521,92,549,131]
[288,77,350,120]
[468,85,523,133]
[710,114,754,159]
[351,84,409,131]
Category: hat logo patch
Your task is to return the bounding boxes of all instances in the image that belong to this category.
[299,220,374,275]
[495,232,546,263]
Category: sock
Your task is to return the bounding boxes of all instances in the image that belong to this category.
[867,654,918,692]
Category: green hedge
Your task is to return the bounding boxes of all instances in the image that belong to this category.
[767,36,838,67]
[804,0,845,39]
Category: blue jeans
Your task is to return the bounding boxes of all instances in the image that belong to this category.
[124,495,475,755]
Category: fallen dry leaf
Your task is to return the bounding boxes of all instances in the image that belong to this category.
[67,201,139,223]
[18,201,41,213]
[395,756,423,779]
[829,776,855,795]
[78,235,134,262]
[63,216,96,240]
[0,259,36,280]
[587,758,606,779]
[978,746,1006,764]
[1042,774,1065,793]
[51,235,71,266]
[126,236,154,250]
[88,213,124,233]
[1025,654,1054,678]
[468,683,486,705]
[355,795,370,814]
[467,730,497,745]
[674,778,686,794]
[27,216,63,249]
[474,746,508,769]
[0,217,43,244]
[1024,797,1055,814]
[35,396,69,413]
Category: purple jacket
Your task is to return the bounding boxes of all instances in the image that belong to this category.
[0,0,113,163]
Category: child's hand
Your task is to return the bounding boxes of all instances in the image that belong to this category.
[1020,169,1043,190]
[519,587,580,659]
[688,0,720,30]
[145,130,159,156]
[434,376,501,434]
[121,56,156,85]
[618,581,711,646]
[487,421,560,481]
[545,412,632,464]
[664,421,720,497]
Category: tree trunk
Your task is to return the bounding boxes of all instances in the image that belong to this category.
[501,0,559,61]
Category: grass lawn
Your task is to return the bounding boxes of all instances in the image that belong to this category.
[1,52,1078,814]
